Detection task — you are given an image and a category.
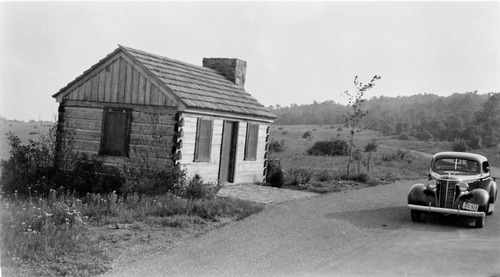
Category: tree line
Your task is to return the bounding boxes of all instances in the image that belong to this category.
[270,91,500,149]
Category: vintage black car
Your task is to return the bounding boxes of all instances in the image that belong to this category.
[408,152,497,228]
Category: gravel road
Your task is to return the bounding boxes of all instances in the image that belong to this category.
[104,179,500,277]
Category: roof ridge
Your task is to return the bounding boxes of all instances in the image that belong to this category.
[119,45,220,75]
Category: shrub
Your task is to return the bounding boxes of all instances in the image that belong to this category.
[268,139,285,153]
[266,160,284,188]
[182,175,222,200]
[337,127,343,132]
[1,122,79,197]
[302,131,312,139]
[468,134,483,149]
[66,155,124,194]
[307,139,348,156]
[120,163,186,196]
[287,168,313,186]
[315,170,334,182]
[364,139,378,152]
[281,131,288,135]
[452,139,469,152]
[379,149,411,162]
[0,134,54,196]
[398,133,410,140]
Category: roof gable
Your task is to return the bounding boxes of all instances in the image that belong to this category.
[53,51,180,107]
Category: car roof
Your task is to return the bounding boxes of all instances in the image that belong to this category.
[432,152,488,163]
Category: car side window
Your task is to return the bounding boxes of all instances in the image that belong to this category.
[483,162,490,173]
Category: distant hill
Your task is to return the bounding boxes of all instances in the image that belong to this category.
[270,91,500,148]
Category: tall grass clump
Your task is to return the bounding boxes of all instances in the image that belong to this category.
[0,192,111,276]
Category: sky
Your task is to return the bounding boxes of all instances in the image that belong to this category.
[1,1,499,121]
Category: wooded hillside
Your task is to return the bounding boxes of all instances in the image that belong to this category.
[270,92,500,149]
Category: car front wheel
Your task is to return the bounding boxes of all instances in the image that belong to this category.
[411,210,421,222]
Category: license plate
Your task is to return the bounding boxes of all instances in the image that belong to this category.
[463,202,479,211]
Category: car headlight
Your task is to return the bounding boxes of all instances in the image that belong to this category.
[427,180,437,189]
[458,182,469,192]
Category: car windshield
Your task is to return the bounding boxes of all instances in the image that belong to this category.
[432,158,479,174]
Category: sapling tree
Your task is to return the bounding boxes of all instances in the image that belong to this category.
[343,75,381,179]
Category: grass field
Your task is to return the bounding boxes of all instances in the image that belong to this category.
[268,124,500,172]
[268,124,431,185]
[2,121,499,276]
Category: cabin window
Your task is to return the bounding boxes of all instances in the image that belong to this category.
[99,108,132,157]
[194,118,213,162]
[244,123,259,161]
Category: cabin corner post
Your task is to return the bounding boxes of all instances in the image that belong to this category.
[263,125,270,183]
[54,101,65,170]
[172,111,184,166]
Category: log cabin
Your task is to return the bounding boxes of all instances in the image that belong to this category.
[52,45,275,184]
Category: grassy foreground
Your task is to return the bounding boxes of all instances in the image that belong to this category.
[0,191,263,276]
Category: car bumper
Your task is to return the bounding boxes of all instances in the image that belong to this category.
[408,204,485,218]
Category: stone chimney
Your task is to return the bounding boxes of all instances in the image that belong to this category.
[203,58,247,87]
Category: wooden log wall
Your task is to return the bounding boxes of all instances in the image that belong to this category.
[62,102,176,166]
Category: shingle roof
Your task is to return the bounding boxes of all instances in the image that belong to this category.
[120,46,275,119]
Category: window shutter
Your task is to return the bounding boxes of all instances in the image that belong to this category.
[194,118,213,162]
[100,108,131,157]
[244,123,259,161]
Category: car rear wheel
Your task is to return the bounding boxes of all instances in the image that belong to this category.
[410,210,421,222]
[476,215,485,228]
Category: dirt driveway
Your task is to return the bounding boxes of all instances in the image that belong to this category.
[217,183,318,204]
[103,179,500,277]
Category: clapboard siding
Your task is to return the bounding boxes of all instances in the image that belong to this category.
[232,123,268,183]
[63,56,178,107]
[178,115,269,183]
[180,117,224,182]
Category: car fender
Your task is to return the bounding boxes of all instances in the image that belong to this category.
[408,183,437,206]
[457,188,490,213]
[486,179,497,202]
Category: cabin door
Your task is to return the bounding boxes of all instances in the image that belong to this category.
[219,121,238,183]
